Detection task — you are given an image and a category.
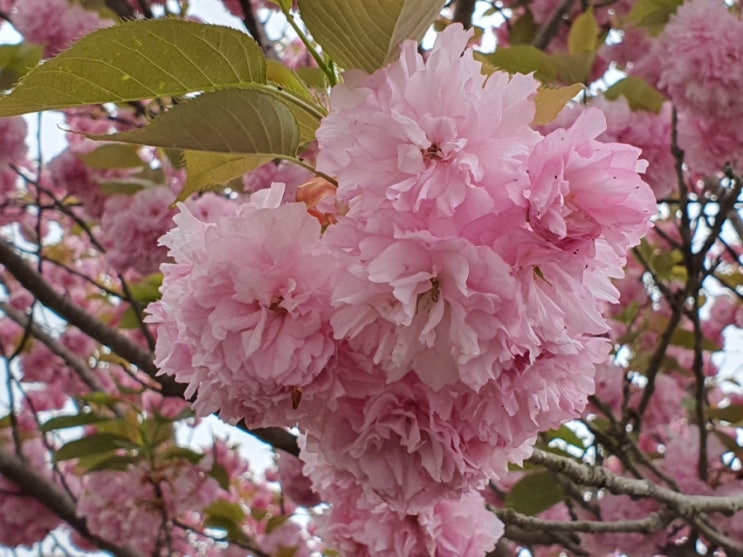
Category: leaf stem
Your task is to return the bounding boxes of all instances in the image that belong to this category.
[280,6,338,86]
[277,155,337,185]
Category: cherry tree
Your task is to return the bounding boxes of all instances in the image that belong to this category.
[0,0,742,556]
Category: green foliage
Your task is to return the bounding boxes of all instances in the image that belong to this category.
[708,405,743,426]
[505,471,565,515]
[627,0,684,33]
[78,144,145,169]
[204,499,248,541]
[508,11,539,45]
[0,20,266,117]
[533,84,585,125]
[208,462,232,491]
[89,89,299,156]
[40,412,112,433]
[0,43,44,91]
[605,76,667,113]
[480,47,595,85]
[128,273,164,305]
[543,424,586,450]
[669,328,721,352]
[54,432,136,462]
[266,514,290,534]
[568,8,601,54]
[98,166,166,195]
[297,0,446,72]
[182,152,272,200]
[479,45,558,83]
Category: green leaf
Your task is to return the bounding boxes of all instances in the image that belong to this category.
[669,328,721,352]
[207,499,247,523]
[54,432,135,462]
[265,61,324,143]
[295,67,329,91]
[478,46,557,83]
[509,11,539,45]
[84,454,141,472]
[0,43,44,91]
[40,412,110,433]
[297,0,446,72]
[648,247,683,278]
[181,152,271,200]
[98,165,165,195]
[568,8,600,54]
[550,51,596,84]
[713,430,743,457]
[533,84,584,125]
[543,424,585,450]
[505,471,565,515]
[274,96,321,145]
[80,392,123,405]
[163,447,204,465]
[708,405,743,425]
[140,418,173,448]
[209,462,232,491]
[604,76,667,113]
[627,0,683,33]
[78,144,144,169]
[204,500,247,536]
[117,306,141,329]
[267,60,314,103]
[0,20,266,117]
[266,514,290,534]
[128,273,163,304]
[89,89,299,156]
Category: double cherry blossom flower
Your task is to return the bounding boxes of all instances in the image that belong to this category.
[149,23,655,555]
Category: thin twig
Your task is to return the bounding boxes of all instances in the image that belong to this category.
[531,0,576,50]
[494,506,674,534]
[0,447,147,557]
[453,0,478,28]
[0,302,107,394]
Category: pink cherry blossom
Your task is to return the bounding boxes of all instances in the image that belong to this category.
[77,460,222,555]
[523,108,655,260]
[315,478,501,557]
[0,438,63,547]
[317,24,541,220]
[654,0,743,121]
[100,186,176,275]
[11,0,113,57]
[276,453,322,508]
[148,185,339,426]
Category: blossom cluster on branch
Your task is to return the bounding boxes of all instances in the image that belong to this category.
[0,0,742,556]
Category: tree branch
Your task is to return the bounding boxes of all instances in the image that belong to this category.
[104,0,137,19]
[0,238,176,391]
[237,0,278,58]
[530,449,743,554]
[246,425,300,456]
[531,0,576,50]
[0,447,146,557]
[453,0,478,28]
[494,506,674,535]
[530,449,743,515]
[0,301,107,394]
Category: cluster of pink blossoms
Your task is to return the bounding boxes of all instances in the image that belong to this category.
[614,0,743,175]
[149,24,655,555]
[8,0,112,57]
